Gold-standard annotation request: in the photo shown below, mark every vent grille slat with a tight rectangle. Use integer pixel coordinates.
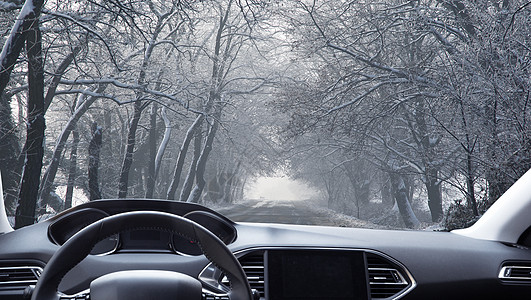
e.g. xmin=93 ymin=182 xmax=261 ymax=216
xmin=367 ymin=254 xmax=410 ymax=299
xmin=239 ymin=253 xmax=265 ymax=297
xmin=0 ymin=267 xmax=42 ymax=285
xmin=499 ymin=265 xmax=531 ymax=281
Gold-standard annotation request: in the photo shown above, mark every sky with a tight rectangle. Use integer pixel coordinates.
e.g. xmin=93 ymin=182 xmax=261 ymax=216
xmin=244 ymin=176 xmax=319 ymax=201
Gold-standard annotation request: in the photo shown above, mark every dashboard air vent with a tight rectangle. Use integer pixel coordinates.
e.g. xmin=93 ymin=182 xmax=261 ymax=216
xmin=367 ymin=254 xmax=410 ymax=299
xmin=239 ymin=253 xmax=265 ymax=298
xmin=499 ymin=265 xmax=531 ymax=281
xmin=0 ymin=266 xmax=42 ymax=285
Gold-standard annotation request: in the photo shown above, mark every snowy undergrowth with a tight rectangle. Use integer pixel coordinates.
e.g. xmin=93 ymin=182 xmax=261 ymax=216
xmin=302 ymin=199 xmax=389 ymax=229
xmin=306 ymin=198 xmax=441 ymax=231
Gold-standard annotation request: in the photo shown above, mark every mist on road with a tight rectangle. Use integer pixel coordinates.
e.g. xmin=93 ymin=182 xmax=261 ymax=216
xmin=244 ymin=176 xmax=319 ymax=201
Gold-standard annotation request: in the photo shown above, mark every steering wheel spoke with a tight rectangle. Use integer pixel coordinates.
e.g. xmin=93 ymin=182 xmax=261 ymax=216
xmin=58 ymin=289 xmax=90 ymax=300
xmin=202 ymin=293 xmax=230 ymax=300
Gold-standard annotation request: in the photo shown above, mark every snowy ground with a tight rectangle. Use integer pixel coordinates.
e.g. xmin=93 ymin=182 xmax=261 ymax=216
xmin=210 ymin=197 xmax=442 ymax=230
xmin=212 ymin=198 xmax=387 ymax=229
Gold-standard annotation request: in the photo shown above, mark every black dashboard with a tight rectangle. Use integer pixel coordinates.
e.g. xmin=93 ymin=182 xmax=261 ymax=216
xmin=47 ymin=205 xmax=237 ymax=256
xmin=1 ymin=199 xmax=531 ymax=300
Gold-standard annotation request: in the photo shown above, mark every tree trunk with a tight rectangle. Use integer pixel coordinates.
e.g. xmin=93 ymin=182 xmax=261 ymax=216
xmin=389 ymin=172 xmax=420 ymax=229
xmin=166 ymin=115 xmax=202 ymax=199
xmin=380 ymin=173 xmax=393 ymax=206
xmin=484 ymin=95 xmax=505 ymax=203
xmin=425 ymin=168 xmax=443 ymax=222
xmin=0 ymin=0 xmax=45 ymax=98
xmin=154 ymin=108 xmax=172 ymax=186
xmin=144 ymin=48 xmax=174 ymax=198
xmin=465 ymin=150 xmax=478 ymax=216
xmin=116 ymin=11 xmax=167 ymax=199
xmin=323 ymin=173 xmax=336 ymax=209
xmin=64 ymin=128 xmax=79 ymax=210
xmin=43 ymin=45 xmax=82 ymax=113
xmin=485 ymin=94 xmax=511 ymax=204
xmin=15 ymin=20 xmax=45 ymax=229
xmin=145 ymin=103 xmax=158 ymax=198
xmin=222 ymin=161 xmax=241 ymax=203
xmin=146 ymin=105 xmax=172 ymax=199
xmin=181 ymin=2 xmax=233 ymax=203
xmin=0 ymin=94 xmax=22 ymax=215
xmin=0 ymin=0 xmax=45 ymax=218
xmin=88 ymin=122 xmax=103 ymax=201
xmin=234 ymin=177 xmax=247 ymax=202
xmin=39 ymin=86 xmax=106 ymax=204
xmin=118 ymin=101 xmax=144 ymax=198
xmin=458 ymin=95 xmax=479 ymax=216
xmin=413 ymin=99 xmax=443 ymax=222
xmin=187 ymin=108 xmax=221 ymax=203
xmin=180 ymin=128 xmax=202 ymax=202
xmin=344 ymin=162 xmax=370 ymax=206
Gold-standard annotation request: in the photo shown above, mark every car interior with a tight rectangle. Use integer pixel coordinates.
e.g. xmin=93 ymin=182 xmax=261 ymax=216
xmin=1 ymin=0 xmax=530 ymax=299
xmin=1 ymin=170 xmax=531 ymax=300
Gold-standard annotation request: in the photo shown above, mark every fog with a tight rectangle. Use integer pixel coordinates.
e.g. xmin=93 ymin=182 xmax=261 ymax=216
xmin=244 ymin=177 xmax=319 ymax=201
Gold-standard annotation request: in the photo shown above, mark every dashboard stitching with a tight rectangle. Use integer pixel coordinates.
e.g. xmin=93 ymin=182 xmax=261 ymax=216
xmin=191 ymin=225 xmax=235 ymax=292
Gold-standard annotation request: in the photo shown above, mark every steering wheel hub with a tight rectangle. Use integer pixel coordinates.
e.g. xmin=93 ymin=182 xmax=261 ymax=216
xmin=90 ymin=270 xmax=201 ymax=300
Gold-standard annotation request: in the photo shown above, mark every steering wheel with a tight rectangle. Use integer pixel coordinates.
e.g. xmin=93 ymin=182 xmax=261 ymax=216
xmin=31 ymin=211 xmax=252 ymax=300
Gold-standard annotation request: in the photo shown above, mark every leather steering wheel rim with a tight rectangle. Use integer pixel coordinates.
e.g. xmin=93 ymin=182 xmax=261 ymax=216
xmin=31 ymin=211 xmax=252 ymax=300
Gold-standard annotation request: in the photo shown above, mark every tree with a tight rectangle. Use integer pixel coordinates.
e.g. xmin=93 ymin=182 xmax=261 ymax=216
xmin=64 ymin=128 xmax=79 ymax=209
xmin=145 ymin=106 xmax=172 ymax=198
xmin=39 ymin=86 xmax=107 ymax=205
xmin=0 ymin=93 xmax=22 ymax=214
xmin=15 ymin=6 xmax=45 ymax=228
xmin=168 ymin=0 xmax=275 ymax=203
xmin=274 ymin=0 xmax=531 ymax=227
xmin=117 ymin=1 xmax=180 ymax=198
xmin=88 ymin=122 xmax=102 ymax=200
xmin=167 ymin=115 xmax=202 ymax=200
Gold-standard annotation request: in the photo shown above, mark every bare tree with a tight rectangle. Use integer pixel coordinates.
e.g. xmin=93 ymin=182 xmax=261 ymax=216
xmin=15 ymin=8 xmax=45 ymax=228
xmin=88 ymin=122 xmax=103 ymax=200
xmin=167 ymin=115 xmax=202 ymax=199
xmin=117 ymin=2 xmax=179 ymax=198
xmin=64 ymin=128 xmax=79 ymax=209
xmin=275 ymin=0 xmax=531 ymax=227
xmin=168 ymin=0 xmax=274 ymax=202
xmin=39 ymin=86 xmax=107 ymax=205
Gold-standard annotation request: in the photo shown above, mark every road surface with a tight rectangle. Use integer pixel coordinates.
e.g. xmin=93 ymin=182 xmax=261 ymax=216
xmin=216 ymin=199 xmax=345 ymax=226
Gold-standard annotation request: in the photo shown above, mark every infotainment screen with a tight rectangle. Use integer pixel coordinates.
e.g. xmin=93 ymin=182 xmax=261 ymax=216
xmin=268 ymin=250 xmax=369 ymax=300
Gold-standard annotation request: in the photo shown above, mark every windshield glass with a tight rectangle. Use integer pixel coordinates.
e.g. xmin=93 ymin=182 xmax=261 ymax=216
xmin=1 ymin=0 xmax=529 ymax=231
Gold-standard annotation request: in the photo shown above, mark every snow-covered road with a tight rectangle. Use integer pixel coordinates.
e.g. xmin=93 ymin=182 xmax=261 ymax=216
xmin=216 ymin=199 xmax=381 ymax=228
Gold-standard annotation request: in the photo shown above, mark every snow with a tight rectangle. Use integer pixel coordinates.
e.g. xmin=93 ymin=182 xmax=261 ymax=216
xmin=54 ymin=185 xmax=89 ymax=207
xmin=0 ymin=171 xmax=14 ymax=233
xmin=0 ymin=0 xmax=35 ymax=65
xmin=0 ymin=1 xmax=20 ymax=11
xmin=304 ymin=201 xmax=386 ymax=229
xmin=397 ymin=178 xmax=406 ymax=190
xmin=19 ymin=1 xmax=35 ymax=19
xmin=154 ymin=107 xmax=172 ymax=175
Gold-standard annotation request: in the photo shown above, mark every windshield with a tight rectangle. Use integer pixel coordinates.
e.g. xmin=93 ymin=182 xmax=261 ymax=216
xmin=1 ymin=0 xmax=529 ymax=231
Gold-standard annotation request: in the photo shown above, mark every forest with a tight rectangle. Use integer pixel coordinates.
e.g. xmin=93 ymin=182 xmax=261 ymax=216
xmin=0 ymin=0 xmax=530 ymax=230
